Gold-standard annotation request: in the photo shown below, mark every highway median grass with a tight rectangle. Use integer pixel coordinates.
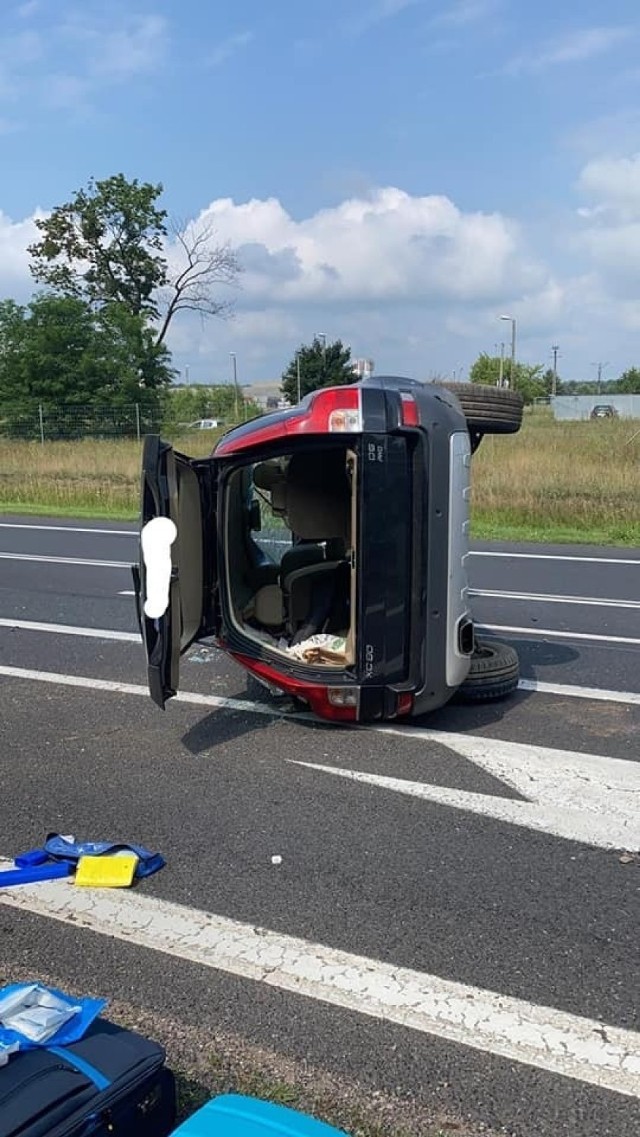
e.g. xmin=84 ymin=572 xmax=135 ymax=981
xmin=0 ymin=412 xmax=639 ymax=545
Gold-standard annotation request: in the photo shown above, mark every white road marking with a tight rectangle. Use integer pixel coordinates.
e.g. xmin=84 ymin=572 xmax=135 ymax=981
xmin=0 ymin=552 xmax=130 ymax=568
xmin=518 ymin=677 xmax=640 ymax=705
xmin=118 ymin=590 xmax=136 ymax=597
xmin=0 ymin=665 xmax=277 ymax=715
xmin=2 ymin=612 xmax=639 ymax=664
xmin=0 ymin=523 xmax=134 ymax=535
xmin=1 ymin=666 xmax=639 ymax=849
xmin=0 ymin=619 xmax=141 ymax=642
xmin=1 ymin=865 xmax=639 ymax=1097
xmin=0 ymin=642 xmax=639 ymax=708
xmin=468 ymin=550 xmax=640 ymax=565
xmin=1 ymin=526 xmax=636 ymax=560
xmin=471 ymin=588 xmax=640 ymax=610
xmin=477 ymin=622 xmax=640 ymax=646
xmin=293 ymin=727 xmax=640 ymax=850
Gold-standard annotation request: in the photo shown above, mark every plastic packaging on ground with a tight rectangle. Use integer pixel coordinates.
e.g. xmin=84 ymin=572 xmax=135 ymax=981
xmin=0 ymin=983 xmax=106 ymax=1059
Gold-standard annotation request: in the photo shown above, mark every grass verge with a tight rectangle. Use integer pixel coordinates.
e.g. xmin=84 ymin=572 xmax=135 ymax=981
xmin=1 ymin=414 xmax=638 ymax=546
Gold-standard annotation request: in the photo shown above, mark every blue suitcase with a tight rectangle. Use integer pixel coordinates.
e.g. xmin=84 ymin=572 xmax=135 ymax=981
xmin=172 ymin=1094 xmax=348 ymax=1136
xmin=0 ymin=1017 xmax=176 ymax=1137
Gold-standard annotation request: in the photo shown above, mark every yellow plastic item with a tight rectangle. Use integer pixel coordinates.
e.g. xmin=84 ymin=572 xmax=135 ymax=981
xmin=74 ymin=853 xmax=139 ymax=888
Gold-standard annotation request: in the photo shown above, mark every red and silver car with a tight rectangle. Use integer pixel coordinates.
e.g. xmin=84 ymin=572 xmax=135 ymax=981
xmin=134 ymin=377 xmax=522 ymax=723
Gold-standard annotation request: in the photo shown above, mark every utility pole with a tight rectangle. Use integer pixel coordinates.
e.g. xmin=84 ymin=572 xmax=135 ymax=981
xmin=551 ymin=344 xmax=559 ymax=397
xmin=591 ymin=361 xmax=609 ymax=394
xmin=296 ymin=352 xmax=301 ymax=404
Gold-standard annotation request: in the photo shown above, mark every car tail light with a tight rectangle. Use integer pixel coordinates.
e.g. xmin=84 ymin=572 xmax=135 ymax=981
xmin=327 ymin=686 xmax=359 ymax=707
xmin=399 ymin=392 xmax=419 ymax=426
xmin=231 ymin=654 xmax=359 ymax=722
xmin=215 ymin=387 xmax=362 ymax=455
xmin=396 ymin=692 xmax=414 ymax=716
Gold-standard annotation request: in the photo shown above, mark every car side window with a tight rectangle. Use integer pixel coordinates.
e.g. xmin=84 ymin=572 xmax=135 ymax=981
xmin=249 ymin=469 xmax=293 ymax=565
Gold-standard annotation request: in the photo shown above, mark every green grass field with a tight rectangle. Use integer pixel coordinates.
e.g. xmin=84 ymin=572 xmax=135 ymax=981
xmin=0 ymin=412 xmax=638 ymax=545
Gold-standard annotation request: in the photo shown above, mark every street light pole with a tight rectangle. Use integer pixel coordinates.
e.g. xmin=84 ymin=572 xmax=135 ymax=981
xmin=296 ymin=352 xmax=301 ymax=404
xmin=500 ymin=315 xmax=516 ymax=388
xmin=230 ymin=352 xmax=239 ymax=420
xmin=498 ymin=342 xmax=505 ymax=387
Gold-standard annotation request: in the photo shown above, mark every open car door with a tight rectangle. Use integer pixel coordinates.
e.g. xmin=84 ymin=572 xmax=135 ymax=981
xmin=133 ymin=435 xmax=220 ymax=708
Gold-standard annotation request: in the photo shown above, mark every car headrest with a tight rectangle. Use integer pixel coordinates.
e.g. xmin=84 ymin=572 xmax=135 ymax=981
xmin=253 ymin=459 xmax=288 ymax=491
xmin=247 ymin=584 xmax=285 ymax=628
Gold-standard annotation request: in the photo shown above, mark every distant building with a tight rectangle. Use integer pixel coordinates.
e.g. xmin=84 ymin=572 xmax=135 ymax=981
xmin=351 ymin=358 xmax=375 ymax=378
xmin=243 ymin=381 xmax=283 ymax=409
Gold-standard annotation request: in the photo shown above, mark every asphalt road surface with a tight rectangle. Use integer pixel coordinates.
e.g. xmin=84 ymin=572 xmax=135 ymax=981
xmin=1 ymin=516 xmax=639 ymax=1137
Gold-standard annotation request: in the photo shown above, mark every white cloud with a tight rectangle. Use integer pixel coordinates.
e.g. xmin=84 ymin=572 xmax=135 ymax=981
xmin=3 ymin=178 xmax=639 ymax=382
xmin=343 ymin=0 xmax=422 ymax=37
xmin=207 ymin=31 xmax=254 ymax=69
xmin=189 ymin=187 xmax=542 ymax=304
xmin=578 ymin=153 xmax=640 ymax=220
xmin=0 ymin=11 xmax=169 ymax=118
xmin=573 ymin=152 xmax=640 ymax=305
xmin=506 ymin=26 xmax=631 ymax=75
xmin=17 ymin=0 xmax=40 ymax=17
xmin=61 ymin=13 xmax=168 ymax=81
xmin=431 ymin=0 xmax=500 ymax=29
xmin=0 ymin=209 xmax=42 ymax=294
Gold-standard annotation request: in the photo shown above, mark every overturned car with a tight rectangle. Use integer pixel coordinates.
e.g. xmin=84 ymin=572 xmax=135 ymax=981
xmin=134 ymin=377 xmax=523 ymax=723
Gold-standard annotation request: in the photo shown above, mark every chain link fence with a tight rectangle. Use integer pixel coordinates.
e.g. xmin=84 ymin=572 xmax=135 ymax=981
xmin=0 ymin=403 xmax=164 ymax=442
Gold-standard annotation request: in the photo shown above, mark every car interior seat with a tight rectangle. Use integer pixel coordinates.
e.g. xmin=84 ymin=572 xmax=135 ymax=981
xmin=280 ymin=451 xmax=352 ymax=644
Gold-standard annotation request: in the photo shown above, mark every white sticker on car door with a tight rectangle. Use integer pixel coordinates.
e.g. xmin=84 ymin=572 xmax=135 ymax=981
xmin=141 ymin=517 xmax=178 ymax=618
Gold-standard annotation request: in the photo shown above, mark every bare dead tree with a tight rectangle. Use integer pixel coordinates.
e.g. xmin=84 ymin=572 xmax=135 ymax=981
xmin=155 ymin=218 xmax=241 ymax=347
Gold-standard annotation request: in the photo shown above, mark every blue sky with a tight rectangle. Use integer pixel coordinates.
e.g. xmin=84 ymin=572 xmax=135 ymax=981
xmin=2 ymin=0 xmax=640 ymax=385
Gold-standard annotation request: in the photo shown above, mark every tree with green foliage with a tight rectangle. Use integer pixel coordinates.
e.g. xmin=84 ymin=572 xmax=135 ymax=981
xmin=281 ymin=337 xmax=353 ymax=404
xmin=468 ymin=352 xmax=548 ymax=404
xmin=0 ymin=294 xmax=171 ymax=421
xmin=615 ymin=367 xmax=640 ymax=393
xmin=469 ymin=352 xmax=503 ymax=386
xmin=161 ymin=384 xmax=261 ymax=427
xmin=28 ymin=173 xmax=240 ymax=353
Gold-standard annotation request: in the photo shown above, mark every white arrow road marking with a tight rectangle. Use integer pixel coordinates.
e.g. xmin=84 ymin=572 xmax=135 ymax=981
xmin=0 ymin=663 xmax=639 ymax=847
xmin=2 ymin=662 xmax=636 ymax=850
xmin=1 ymin=863 xmax=639 ymax=1098
xmin=292 ymin=726 xmax=640 ymax=851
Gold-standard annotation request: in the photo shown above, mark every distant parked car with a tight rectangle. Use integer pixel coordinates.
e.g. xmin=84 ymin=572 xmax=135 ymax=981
xmin=590 ymin=404 xmax=618 ymax=419
xmin=187 ymin=418 xmax=220 ymax=430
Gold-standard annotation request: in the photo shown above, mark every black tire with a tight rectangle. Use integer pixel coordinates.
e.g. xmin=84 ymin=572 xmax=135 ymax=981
xmin=438 ymin=383 xmax=523 ymax=435
xmin=457 ymin=638 xmax=520 ymax=702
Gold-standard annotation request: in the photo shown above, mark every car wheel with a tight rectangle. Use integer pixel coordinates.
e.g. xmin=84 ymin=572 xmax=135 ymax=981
xmin=438 ymin=383 xmax=524 ymax=435
xmin=456 ymin=638 xmax=520 ymax=702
